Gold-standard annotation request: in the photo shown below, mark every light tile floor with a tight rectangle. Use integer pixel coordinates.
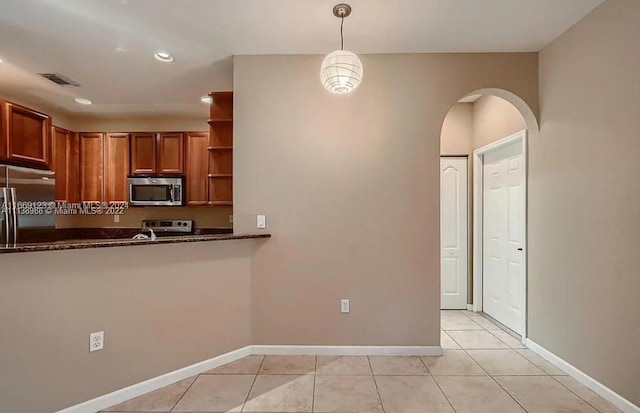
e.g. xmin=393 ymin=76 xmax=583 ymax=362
xmin=102 ymin=310 xmax=622 ymax=413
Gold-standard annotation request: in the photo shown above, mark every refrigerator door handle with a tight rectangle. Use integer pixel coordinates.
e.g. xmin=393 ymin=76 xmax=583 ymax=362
xmin=10 ymin=188 xmax=18 ymax=244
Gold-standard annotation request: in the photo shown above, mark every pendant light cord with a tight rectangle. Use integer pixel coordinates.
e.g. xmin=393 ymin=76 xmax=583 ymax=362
xmin=340 ymin=16 xmax=344 ymax=50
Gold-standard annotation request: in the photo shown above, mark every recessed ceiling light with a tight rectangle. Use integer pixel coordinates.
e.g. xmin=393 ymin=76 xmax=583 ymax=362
xmin=200 ymin=95 xmax=213 ymax=104
xmin=154 ymin=50 xmax=174 ymax=63
xmin=75 ymin=97 xmax=92 ymax=105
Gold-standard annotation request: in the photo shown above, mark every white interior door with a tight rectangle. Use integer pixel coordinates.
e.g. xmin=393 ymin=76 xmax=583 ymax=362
xmin=482 ymin=141 xmax=525 ymax=334
xmin=441 ymin=157 xmax=468 ymax=310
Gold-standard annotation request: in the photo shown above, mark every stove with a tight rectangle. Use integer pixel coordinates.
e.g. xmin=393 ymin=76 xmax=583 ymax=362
xmin=141 ymin=220 xmax=193 ymax=235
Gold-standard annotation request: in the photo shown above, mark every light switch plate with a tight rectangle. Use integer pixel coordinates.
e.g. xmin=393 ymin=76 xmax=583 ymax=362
xmin=341 ymin=299 xmax=350 ymax=313
xmin=257 ymin=215 xmax=266 ymax=229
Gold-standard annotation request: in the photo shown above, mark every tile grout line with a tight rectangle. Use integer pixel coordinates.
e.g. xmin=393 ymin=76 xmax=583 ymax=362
xmin=461 ymin=348 xmax=532 ymax=413
xmin=367 ymin=356 xmax=387 ymax=413
xmin=167 ymin=374 xmax=199 ymax=413
xmin=443 ymin=315 xmax=517 ymax=350
xmin=239 ymin=355 xmax=266 ymax=412
xmin=442 ymin=328 xmax=465 ymax=350
xmin=419 ymin=355 xmax=458 ymax=413
xmin=548 ymin=375 xmax=612 ymax=413
xmin=454 ymin=315 xmax=533 ymax=413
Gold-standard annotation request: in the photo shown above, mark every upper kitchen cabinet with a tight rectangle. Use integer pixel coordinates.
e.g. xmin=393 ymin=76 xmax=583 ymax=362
xmin=104 ymin=133 xmax=130 ymax=203
xmin=79 ymin=133 xmax=104 ymax=203
xmin=130 ymin=132 xmax=184 ymax=175
xmin=157 ymin=132 xmax=184 ymax=174
xmin=1 ymin=100 xmax=51 ymax=168
xmin=130 ymin=132 xmax=156 ymax=174
xmin=51 ymin=126 xmax=79 ymax=203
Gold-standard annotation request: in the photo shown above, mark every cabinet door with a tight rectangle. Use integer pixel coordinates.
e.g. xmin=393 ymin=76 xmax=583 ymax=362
xmin=51 ymin=126 xmax=71 ymax=202
xmin=104 ymin=133 xmax=130 ymax=203
xmin=67 ymin=132 xmax=80 ymax=203
xmin=157 ymin=132 xmax=184 ymax=174
xmin=79 ymin=133 xmax=104 ymax=203
xmin=4 ymin=101 xmax=51 ymax=168
xmin=130 ymin=132 xmax=157 ymax=174
xmin=184 ymin=131 xmax=209 ymax=205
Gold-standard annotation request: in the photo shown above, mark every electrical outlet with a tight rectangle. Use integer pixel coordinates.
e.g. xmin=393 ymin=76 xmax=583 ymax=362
xmin=89 ymin=331 xmax=104 ymax=352
xmin=257 ymin=214 xmax=266 ymax=229
xmin=229 ymin=214 xmax=233 ymax=224
xmin=341 ymin=299 xmax=350 ymax=313
xmin=114 ymin=214 xmax=120 ymax=223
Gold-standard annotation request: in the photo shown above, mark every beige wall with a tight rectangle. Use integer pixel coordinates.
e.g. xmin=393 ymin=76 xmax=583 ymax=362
xmin=234 ymin=53 xmax=538 ymax=345
xmin=441 ymin=96 xmax=526 ymax=156
xmin=440 ymin=103 xmax=473 ymax=155
xmin=531 ymin=0 xmax=640 ymax=405
xmin=0 ymin=240 xmax=261 ymax=413
xmin=56 ymin=206 xmax=233 ymax=229
xmin=473 ymin=95 xmax=526 ymax=149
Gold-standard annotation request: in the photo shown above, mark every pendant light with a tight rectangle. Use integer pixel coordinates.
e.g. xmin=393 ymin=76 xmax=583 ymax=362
xmin=320 ymin=3 xmax=363 ymax=94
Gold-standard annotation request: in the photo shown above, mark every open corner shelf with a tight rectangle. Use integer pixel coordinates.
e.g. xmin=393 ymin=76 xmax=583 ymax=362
xmin=208 ymin=91 xmax=234 ymax=206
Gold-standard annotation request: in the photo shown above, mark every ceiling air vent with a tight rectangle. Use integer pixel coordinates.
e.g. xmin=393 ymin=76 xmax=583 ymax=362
xmin=38 ymin=73 xmax=81 ymax=87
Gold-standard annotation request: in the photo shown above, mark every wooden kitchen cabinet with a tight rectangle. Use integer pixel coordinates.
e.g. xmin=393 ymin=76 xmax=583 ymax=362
xmin=130 ymin=132 xmax=184 ymax=175
xmin=130 ymin=132 xmax=156 ymax=174
xmin=184 ymin=131 xmax=209 ymax=205
xmin=157 ymin=132 xmax=184 ymax=174
xmin=104 ymin=133 xmax=130 ymax=203
xmin=51 ymin=126 xmax=79 ymax=202
xmin=79 ymin=133 xmax=104 ymax=203
xmin=2 ymin=101 xmax=51 ymax=168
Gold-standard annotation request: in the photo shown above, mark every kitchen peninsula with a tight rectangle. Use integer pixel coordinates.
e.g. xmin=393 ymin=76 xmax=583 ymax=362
xmin=0 ymin=232 xmax=270 ymax=254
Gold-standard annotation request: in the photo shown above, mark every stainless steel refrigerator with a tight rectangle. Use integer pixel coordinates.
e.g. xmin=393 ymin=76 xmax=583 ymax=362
xmin=1 ymin=165 xmax=55 ymax=246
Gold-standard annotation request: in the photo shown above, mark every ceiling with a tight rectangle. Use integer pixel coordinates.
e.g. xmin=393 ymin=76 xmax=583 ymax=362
xmin=0 ymin=0 xmax=604 ymax=119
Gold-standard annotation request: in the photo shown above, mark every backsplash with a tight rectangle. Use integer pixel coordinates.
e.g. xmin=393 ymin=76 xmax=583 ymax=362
xmin=55 ymin=206 xmax=233 ymax=229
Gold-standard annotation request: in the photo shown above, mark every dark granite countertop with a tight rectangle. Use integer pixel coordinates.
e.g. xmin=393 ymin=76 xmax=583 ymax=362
xmin=0 ymin=233 xmax=271 ymax=254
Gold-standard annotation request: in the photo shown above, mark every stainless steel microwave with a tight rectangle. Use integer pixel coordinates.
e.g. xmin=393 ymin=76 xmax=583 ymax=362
xmin=127 ymin=176 xmax=183 ymax=206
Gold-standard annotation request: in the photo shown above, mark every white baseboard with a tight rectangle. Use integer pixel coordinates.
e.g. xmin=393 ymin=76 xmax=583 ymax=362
xmin=525 ymin=339 xmax=639 ymax=413
xmin=467 ymin=304 xmax=473 ymax=311
xmin=55 ymin=346 xmax=252 ymax=413
xmin=251 ymin=345 xmax=443 ymax=356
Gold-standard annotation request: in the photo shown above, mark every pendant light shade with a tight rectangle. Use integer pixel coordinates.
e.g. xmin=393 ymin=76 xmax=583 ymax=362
xmin=320 ymin=50 xmax=363 ymax=94
xmin=321 ymin=4 xmax=362 ymax=94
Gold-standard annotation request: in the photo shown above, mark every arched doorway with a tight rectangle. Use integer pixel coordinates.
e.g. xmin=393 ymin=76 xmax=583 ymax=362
xmin=439 ymin=89 xmax=539 ymax=342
